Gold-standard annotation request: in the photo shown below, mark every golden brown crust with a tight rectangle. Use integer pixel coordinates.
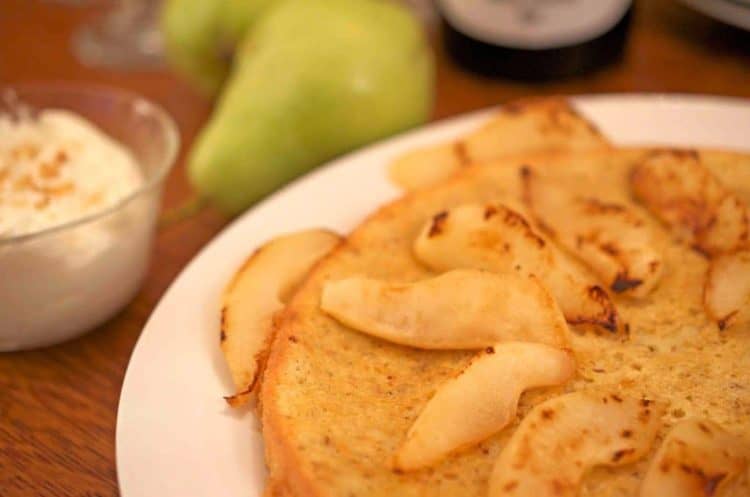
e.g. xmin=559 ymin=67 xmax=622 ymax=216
xmin=262 ymin=246 xmax=350 ymax=497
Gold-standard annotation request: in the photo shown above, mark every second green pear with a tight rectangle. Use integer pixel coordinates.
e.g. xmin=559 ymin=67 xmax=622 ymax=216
xmin=161 ymin=0 xmax=276 ymax=95
xmin=188 ymin=0 xmax=434 ymax=214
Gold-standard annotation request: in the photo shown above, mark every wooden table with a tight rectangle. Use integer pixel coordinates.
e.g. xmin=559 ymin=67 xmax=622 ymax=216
xmin=1 ymin=1 xmax=749 ymax=495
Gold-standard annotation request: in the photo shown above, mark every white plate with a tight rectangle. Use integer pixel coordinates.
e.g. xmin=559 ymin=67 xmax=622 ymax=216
xmin=679 ymin=0 xmax=750 ymax=31
xmin=116 ymin=94 xmax=750 ymax=497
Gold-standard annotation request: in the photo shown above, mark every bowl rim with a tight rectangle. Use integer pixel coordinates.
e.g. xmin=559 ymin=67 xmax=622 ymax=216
xmin=0 ymin=82 xmax=181 ymax=246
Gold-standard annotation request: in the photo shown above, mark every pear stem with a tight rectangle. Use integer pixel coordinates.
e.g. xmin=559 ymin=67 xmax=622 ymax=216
xmin=158 ymin=195 xmax=210 ymax=229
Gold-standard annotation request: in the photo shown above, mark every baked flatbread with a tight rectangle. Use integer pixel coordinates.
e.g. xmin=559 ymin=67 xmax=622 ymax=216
xmin=261 ymin=148 xmax=750 ymax=497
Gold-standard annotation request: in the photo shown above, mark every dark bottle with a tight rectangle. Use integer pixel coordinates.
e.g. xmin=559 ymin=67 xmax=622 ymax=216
xmin=437 ymin=0 xmax=633 ymax=80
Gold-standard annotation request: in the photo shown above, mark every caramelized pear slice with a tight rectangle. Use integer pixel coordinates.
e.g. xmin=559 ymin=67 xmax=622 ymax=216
xmin=389 ymin=143 xmax=463 ymax=191
xmin=630 ymin=150 xmax=750 ymax=255
xmin=321 ymin=269 xmax=570 ymax=350
xmin=522 ymin=166 xmax=663 ymax=297
xmin=489 ymin=391 xmax=663 ymax=497
xmin=640 ymin=419 xmax=749 ymax=497
xmin=389 ymin=98 xmax=608 ymax=191
xmin=221 ymin=229 xmax=340 ymax=406
xmin=394 ymin=342 xmax=575 ymax=471
xmin=414 ymin=203 xmax=620 ymax=333
xmin=704 ymin=250 xmax=750 ymax=330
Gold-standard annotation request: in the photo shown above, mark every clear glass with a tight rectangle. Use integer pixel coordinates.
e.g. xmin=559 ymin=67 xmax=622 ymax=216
xmin=73 ymin=0 xmax=164 ymax=70
xmin=0 ymin=84 xmax=179 ymax=351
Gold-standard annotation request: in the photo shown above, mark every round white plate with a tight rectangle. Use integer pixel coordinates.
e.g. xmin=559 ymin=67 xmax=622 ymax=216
xmin=679 ymin=0 xmax=750 ymax=31
xmin=116 ymin=94 xmax=750 ymax=497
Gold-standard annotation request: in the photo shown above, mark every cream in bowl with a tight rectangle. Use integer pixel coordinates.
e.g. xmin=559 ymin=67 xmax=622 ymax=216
xmin=0 ymin=109 xmax=143 ymax=237
xmin=0 ymin=85 xmax=179 ymax=351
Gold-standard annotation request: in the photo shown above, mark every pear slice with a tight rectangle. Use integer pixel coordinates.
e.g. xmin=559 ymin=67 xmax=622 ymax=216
xmin=704 ymin=250 xmax=750 ymax=330
xmin=321 ymin=269 xmax=570 ymax=350
xmin=388 ymin=98 xmax=609 ymax=191
xmin=393 ymin=342 xmax=575 ymax=471
xmin=630 ymin=150 xmax=750 ymax=256
xmin=389 ymin=143 xmax=464 ymax=191
xmin=413 ymin=203 xmax=621 ymax=333
xmin=522 ymin=166 xmax=663 ymax=298
xmin=489 ymin=391 xmax=664 ymax=497
xmin=221 ymin=229 xmax=340 ymax=406
xmin=640 ymin=419 xmax=749 ymax=497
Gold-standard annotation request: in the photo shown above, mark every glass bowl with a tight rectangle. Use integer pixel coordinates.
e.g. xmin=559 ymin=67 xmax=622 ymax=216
xmin=0 ymin=84 xmax=179 ymax=351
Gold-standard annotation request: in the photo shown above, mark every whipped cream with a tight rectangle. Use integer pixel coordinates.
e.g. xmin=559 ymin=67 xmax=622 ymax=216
xmin=0 ymin=109 xmax=143 ymax=238
xmin=0 ymin=108 xmax=157 ymax=350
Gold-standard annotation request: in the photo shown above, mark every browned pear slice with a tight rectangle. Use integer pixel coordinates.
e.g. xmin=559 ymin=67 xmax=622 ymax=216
xmin=221 ymin=229 xmax=340 ymax=406
xmin=704 ymin=250 xmax=750 ymax=330
xmin=320 ymin=269 xmax=570 ymax=350
xmin=522 ymin=166 xmax=663 ymax=297
xmin=389 ymin=98 xmax=609 ymax=191
xmin=413 ymin=203 xmax=621 ymax=333
xmin=393 ymin=342 xmax=575 ymax=471
xmin=489 ymin=391 xmax=664 ymax=497
xmin=630 ymin=150 xmax=750 ymax=256
xmin=388 ymin=143 xmax=464 ymax=191
xmin=640 ymin=419 xmax=749 ymax=497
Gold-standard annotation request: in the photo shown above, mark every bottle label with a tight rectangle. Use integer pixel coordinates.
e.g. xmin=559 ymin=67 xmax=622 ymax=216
xmin=438 ymin=0 xmax=632 ymax=49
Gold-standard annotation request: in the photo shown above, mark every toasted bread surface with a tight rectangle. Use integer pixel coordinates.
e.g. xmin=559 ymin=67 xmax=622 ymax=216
xmin=262 ymin=148 xmax=750 ymax=497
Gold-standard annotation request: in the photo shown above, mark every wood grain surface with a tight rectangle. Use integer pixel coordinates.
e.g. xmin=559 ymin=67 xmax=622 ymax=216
xmin=1 ymin=1 xmax=749 ymax=495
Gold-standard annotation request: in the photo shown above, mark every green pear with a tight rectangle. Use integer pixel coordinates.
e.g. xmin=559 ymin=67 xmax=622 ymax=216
xmin=161 ymin=0 xmax=276 ymax=95
xmin=188 ymin=0 xmax=434 ymax=214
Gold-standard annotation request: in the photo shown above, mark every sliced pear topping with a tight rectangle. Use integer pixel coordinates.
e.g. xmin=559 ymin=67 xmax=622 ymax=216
xmin=630 ymin=150 xmax=750 ymax=256
xmin=522 ymin=166 xmax=663 ymax=298
xmin=221 ymin=229 xmax=340 ymax=406
xmin=489 ymin=391 xmax=664 ymax=497
xmin=393 ymin=342 xmax=575 ymax=471
xmin=389 ymin=143 xmax=464 ymax=191
xmin=640 ymin=419 xmax=749 ymax=497
xmin=388 ymin=98 xmax=608 ymax=191
xmin=704 ymin=250 xmax=750 ymax=330
xmin=413 ymin=204 xmax=620 ymax=333
xmin=320 ymin=269 xmax=570 ymax=350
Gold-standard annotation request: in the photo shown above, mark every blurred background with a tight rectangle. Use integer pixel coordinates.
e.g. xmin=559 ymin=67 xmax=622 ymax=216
xmin=1 ymin=0 xmax=749 ymax=494
xmin=2 ymin=0 xmax=747 ymax=298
